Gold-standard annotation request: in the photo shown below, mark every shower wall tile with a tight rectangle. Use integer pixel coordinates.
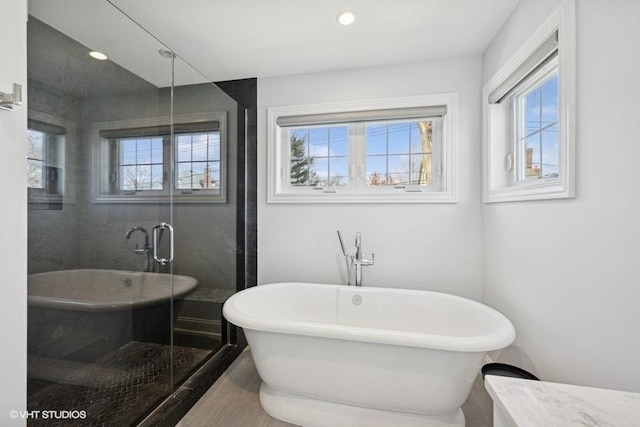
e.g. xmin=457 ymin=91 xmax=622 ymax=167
xmin=26 ymin=19 xmax=256 ymax=297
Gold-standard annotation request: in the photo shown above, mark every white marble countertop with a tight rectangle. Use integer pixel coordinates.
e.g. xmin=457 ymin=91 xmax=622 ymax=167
xmin=485 ymin=375 xmax=640 ymax=426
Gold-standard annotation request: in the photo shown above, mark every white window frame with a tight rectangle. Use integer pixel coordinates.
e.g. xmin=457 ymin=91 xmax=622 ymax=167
xmin=93 ymin=112 xmax=227 ymax=204
xmin=483 ymin=0 xmax=575 ymax=203
xmin=267 ymin=94 xmax=458 ymax=204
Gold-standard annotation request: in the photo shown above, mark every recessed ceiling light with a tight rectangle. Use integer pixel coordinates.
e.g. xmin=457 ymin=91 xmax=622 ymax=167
xmin=336 ymin=10 xmax=355 ymax=26
xmin=89 ymin=51 xmax=108 ymax=61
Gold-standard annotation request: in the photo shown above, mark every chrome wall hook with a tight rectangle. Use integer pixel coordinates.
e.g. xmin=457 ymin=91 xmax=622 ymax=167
xmin=0 ymin=83 xmax=22 ymax=111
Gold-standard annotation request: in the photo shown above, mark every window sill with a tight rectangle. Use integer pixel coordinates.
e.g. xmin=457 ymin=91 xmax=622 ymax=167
xmin=94 ymin=191 xmax=226 ymax=204
xmin=484 ymin=180 xmax=573 ymax=203
xmin=267 ymin=190 xmax=457 ymax=204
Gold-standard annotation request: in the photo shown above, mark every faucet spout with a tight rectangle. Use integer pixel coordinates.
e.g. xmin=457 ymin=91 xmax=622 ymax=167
xmin=126 ymin=226 xmax=153 ymax=272
xmin=355 ymin=232 xmax=362 ymax=260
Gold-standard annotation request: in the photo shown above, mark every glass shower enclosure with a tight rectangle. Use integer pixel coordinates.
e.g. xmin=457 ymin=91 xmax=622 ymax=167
xmin=26 ymin=1 xmax=246 ymax=424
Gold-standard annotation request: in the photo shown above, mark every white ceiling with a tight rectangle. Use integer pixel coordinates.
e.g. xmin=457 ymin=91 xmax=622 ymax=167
xmin=29 ymin=0 xmax=519 ymax=85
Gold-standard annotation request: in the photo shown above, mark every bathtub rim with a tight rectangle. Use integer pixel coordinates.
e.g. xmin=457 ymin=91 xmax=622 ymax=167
xmin=223 ymin=282 xmax=515 ymax=353
xmin=28 ymin=269 xmax=198 ymax=312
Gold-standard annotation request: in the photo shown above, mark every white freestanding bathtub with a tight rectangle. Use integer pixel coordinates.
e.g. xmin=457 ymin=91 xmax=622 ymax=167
xmin=223 ymin=282 xmax=515 ymax=427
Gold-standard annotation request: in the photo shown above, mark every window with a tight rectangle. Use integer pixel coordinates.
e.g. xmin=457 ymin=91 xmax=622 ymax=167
xmin=483 ymin=0 xmax=575 ymax=202
xmin=268 ymin=94 xmax=457 ymax=203
xmin=95 ymin=113 xmax=226 ymax=203
xmin=27 ymin=118 xmax=66 ymax=204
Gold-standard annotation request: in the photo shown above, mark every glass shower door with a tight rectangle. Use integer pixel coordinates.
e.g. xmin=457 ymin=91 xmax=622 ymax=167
xmin=26 ymin=1 xmax=243 ymax=424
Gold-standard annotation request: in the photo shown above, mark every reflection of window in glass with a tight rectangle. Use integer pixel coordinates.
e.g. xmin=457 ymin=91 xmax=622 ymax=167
xmin=176 ymin=132 xmax=221 ymax=190
xmin=119 ymin=137 xmax=164 ymax=191
xmin=27 ymin=120 xmax=65 ymax=199
xmin=27 ymin=129 xmax=46 ymax=189
xmin=97 ymin=115 xmax=226 ymax=203
xmin=515 ymin=70 xmax=559 ymax=182
xmin=288 ymin=126 xmax=348 ymax=187
xmin=366 ymin=120 xmax=433 ymax=187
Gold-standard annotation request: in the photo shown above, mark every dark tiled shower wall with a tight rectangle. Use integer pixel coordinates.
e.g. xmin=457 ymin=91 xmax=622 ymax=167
xmin=215 ymin=78 xmax=258 ymax=290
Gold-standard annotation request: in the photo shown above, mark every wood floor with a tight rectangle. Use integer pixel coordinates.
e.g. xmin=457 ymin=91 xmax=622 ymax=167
xmin=177 ymin=349 xmax=493 ymax=427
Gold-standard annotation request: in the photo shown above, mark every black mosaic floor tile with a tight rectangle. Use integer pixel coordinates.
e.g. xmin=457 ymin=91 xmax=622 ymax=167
xmin=27 ymin=342 xmax=210 ymax=427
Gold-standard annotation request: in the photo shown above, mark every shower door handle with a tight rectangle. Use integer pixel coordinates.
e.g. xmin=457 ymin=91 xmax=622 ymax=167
xmin=152 ymin=222 xmax=174 ymax=265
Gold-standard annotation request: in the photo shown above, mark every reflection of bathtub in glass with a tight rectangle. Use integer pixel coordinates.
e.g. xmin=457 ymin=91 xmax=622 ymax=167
xmin=28 ymin=269 xmax=197 ymax=311
xmin=28 ymin=269 xmax=198 ymax=361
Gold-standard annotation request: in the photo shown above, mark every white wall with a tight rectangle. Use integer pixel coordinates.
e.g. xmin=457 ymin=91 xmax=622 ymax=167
xmin=258 ymin=57 xmax=484 ymax=300
xmin=482 ymin=0 xmax=640 ymax=392
xmin=0 ymin=0 xmax=28 ymax=424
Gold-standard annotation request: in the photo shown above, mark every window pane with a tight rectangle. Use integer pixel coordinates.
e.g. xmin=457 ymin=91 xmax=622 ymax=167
xmin=388 ymin=154 xmax=410 ymax=185
xmin=136 ymin=139 xmax=152 ymax=164
xmin=135 ymin=165 xmax=152 ymax=190
xmin=27 ymin=130 xmax=46 ymax=189
xmin=524 ymin=87 xmax=541 ymax=136
xmin=541 ymin=74 xmax=559 ymax=126
xmin=367 ymin=156 xmax=387 ymax=185
xmin=330 ymin=127 xmax=348 ymax=156
xmin=185 ymin=162 xmax=219 ymax=189
xmin=290 ymin=129 xmax=309 ymax=157
xmin=411 ymin=153 xmax=432 ymax=186
xmin=151 ymin=138 xmax=163 ymax=164
xmin=524 ymin=134 xmax=541 ymax=178
xmin=366 ymin=124 xmax=386 ymax=155
xmin=309 ymin=127 xmax=329 ymax=157
xmin=410 ymin=123 xmax=422 ymax=154
xmin=329 ymin=156 xmax=348 ymax=186
xmin=27 ymin=159 xmax=44 ymax=188
xmin=208 ymin=134 xmax=221 ymax=161
xmin=177 ymin=162 xmax=193 ymax=189
xmin=290 ymin=157 xmax=311 ymax=186
xmin=388 ymin=122 xmax=410 ymax=154
xmin=311 ymin=157 xmax=328 ymax=185
xmin=177 ymin=135 xmax=192 ymax=162
xmin=121 ymin=139 xmax=137 ymax=165
xmin=27 ymin=130 xmax=44 ymax=160
xmin=192 ymin=134 xmax=208 ymax=161
xmin=121 ymin=165 xmax=137 ymax=190
xmin=151 ymin=164 xmax=163 ymax=190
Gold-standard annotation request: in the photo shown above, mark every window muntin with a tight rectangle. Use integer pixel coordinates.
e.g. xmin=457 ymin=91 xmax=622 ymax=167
xmin=514 ymin=66 xmax=559 ymax=183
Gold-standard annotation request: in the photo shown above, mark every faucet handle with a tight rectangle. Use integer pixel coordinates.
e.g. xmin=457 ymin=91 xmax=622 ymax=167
xmin=363 ymin=253 xmax=375 ymax=266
